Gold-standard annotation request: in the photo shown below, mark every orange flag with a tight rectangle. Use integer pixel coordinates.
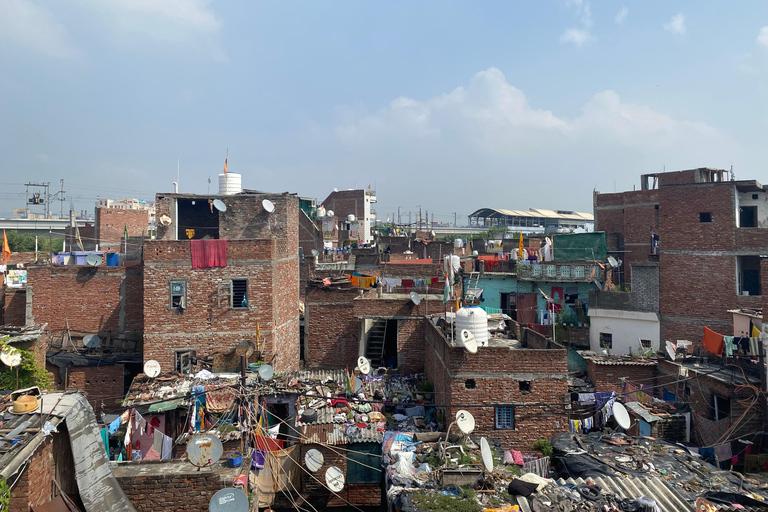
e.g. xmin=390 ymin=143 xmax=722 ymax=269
xmin=223 ymin=157 xmax=228 ymax=175
xmin=1 ymin=230 xmax=10 ymax=265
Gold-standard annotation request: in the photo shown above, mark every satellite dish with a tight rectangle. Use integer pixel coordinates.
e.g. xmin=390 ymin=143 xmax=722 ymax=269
xmin=187 ymin=434 xmax=224 ymax=467
xmin=209 ymin=488 xmax=248 ymax=512
xmin=311 ymin=249 xmax=319 ymax=257
xmin=409 ymin=292 xmax=421 ymax=306
xmin=325 ymin=466 xmax=345 ymax=492
xmin=665 ymin=341 xmax=677 ymax=361
xmin=213 ymin=199 xmax=227 ymax=212
xmin=460 ymin=329 xmax=478 ymax=354
xmin=305 ymin=449 xmax=324 ymax=472
xmin=326 ymin=210 xmax=335 ymax=218
xmin=354 ymin=377 xmax=363 ymax=393
xmin=594 ymin=280 xmax=604 ymax=291
xmin=262 ymin=199 xmax=275 ymax=213
xmin=480 ymin=437 xmax=494 ymax=474
xmin=86 ymin=253 xmax=102 ymax=266
xmin=613 ymin=402 xmax=631 ymax=430
xmin=159 ymin=215 xmax=172 ymax=226
xmin=357 ymin=356 xmax=371 ymax=375
xmin=144 ymin=359 xmax=161 ymax=378
xmin=83 ymin=334 xmax=101 ymax=349
xmin=257 ymin=364 xmax=274 ymax=381
xmin=455 ymin=410 xmax=476 ymax=434
xmin=0 ymin=347 xmax=22 ymax=368
xmin=607 ymin=256 xmax=619 ymax=268
xmin=347 ymin=214 xmax=356 ymax=222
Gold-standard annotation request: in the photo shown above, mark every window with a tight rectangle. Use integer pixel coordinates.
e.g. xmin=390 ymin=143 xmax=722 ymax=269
xmin=232 ymin=279 xmax=248 ymax=308
xmin=599 ymin=332 xmax=613 ymax=349
xmin=737 ymin=256 xmax=761 ymax=296
xmin=174 ymin=349 xmax=195 ymax=374
xmin=712 ymin=394 xmax=731 ymax=421
xmin=347 ymin=443 xmax=381 ymax=484
xmin=519 ymin=381 xmax=531 ymax=393
xmin=640 ymin=339 xmax=652 ymax=348
xmin=699 ymin=212 xmax=712 ymax=223
xmin=465 ymin=379 xmax=476 ymax=389
xmin=495 ymin=406 xmax=515 ymax=429
xmin=170 ymin=280 xmax=187 ymax=310
xmin=740 ymin=206 xmax=757 ymax=227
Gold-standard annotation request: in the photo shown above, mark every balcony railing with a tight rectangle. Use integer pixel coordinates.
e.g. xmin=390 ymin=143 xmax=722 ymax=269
xmin=516 ymin=262 xmax=603 ymax=282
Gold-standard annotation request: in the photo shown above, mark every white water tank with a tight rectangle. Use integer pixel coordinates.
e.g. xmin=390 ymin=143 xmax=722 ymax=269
xmin=454 ymin=238 xmax=464 ymax=248
xmin=218 ymin=173 xmax=242 ymax=195
xmin=455 ymin=306 xmax=489 ymax=347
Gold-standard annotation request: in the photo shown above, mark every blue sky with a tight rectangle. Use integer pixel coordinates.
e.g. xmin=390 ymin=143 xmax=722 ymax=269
xmin=2 ymin=1 xmax=768 ymax=224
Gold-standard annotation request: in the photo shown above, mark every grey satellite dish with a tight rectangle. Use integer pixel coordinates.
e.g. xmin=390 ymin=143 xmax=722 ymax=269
xmin=262 ymin=199 xmax=275 ymax=213
xmin=409 ymin=292 xmax=421 ymax=306
xmin=257 ymin=364 xmax=274 ymax=381
xmin=455 ymin=410 xmax=476 ymax=434
xmin=209 ymin=488 xmax=248 ymax=512
xmin=665 ymin=341 xmax=677 ymax=361
xmin=613 ymin=402 xmax=631 ymax=430
xmin=86 ymin=253 xmax=102 ymax=266
xmin=305 ymin=448 xmax=324 ymax=472
xmin=354 ymin=377 xmax=363 ymax=393
xmin=357 ymin=356 xmax=371 ymax=375
xmin=480 ymin=437 xmax=494 ymax=474
xmin=143 ymin=359 xmax=161 ymax=378
xmin=213 ymin=199 xmax=227 ymax=212
xmin=325 ymin=466 xmax=345 ymax=492
xmin=0 ymin=347 xmax=22 ymax=368
xmin=460 ymin=329 xmax=478 ymax=354
xmin=188 ymin=434 xmax=224 ymax=467
xmin=607 ymin=255 xmax=619 ymax=268
xmin=311 ymin=249 xmax=319 ymax=257
xmin=83 ymin=334 xmax=101 ymax=349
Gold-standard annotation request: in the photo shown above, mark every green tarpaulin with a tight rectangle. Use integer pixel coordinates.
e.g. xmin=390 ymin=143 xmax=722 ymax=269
xmin=148 ymin=398 xmax=184 ymax=412
xmin=552 ymin=232 xmax=607 ymax=262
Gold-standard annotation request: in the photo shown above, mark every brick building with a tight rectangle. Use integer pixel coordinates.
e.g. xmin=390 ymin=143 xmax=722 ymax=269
xmin=144 ymin=190 xmax=300 ymax=373
xmin=424 ymin=318 xmax=568 ymax=452
xmin=95 ymin=207 xmax=149 ymax=249
xmin=320 ymin=188 xmax=377 ymax=245
xmin=594 ymin=168 xmax=768 ymax=347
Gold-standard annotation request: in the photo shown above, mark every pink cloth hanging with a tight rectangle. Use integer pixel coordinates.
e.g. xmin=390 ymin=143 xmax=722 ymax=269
xmin=190 ymin=239 xmax=227 ymax=268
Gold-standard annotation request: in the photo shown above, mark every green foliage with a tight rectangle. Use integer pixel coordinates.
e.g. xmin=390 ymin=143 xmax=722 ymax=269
xmin=532 ymin=438 xmax=553 ymax=457
xmin=411 ymin=487 xmax=481 ymax=512
xmin=0 ymin=477 xmax=9 ymax=510
xmin=0 ymin=345 xmax=53 ymax=391
xmin=4 ymin=230 xmax=63 ymax=253
xmin=416 ymin=379 xmax=434 ymax=392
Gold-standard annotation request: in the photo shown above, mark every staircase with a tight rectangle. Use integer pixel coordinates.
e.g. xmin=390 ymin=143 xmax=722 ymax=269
xmin=366 ymin=319 xmax=388 ymax=367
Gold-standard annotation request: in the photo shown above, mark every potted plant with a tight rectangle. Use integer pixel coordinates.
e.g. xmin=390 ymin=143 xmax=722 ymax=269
xmin=416 ymin=380 xmax=434 ymax=402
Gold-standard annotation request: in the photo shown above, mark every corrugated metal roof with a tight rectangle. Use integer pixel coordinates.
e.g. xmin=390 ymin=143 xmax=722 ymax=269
xmin=301 ymin=422 xmax=384 ymax=445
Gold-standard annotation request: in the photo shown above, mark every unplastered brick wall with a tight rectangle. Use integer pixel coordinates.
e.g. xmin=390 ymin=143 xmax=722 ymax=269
xmin=48 ymin=363 xmax=125 ymax=413
xmin=381 ymin=262 xmax=443 ymax=280
xmin=425 ymin=322 xmax=568 ymax=452
xmin=299 ymin=444 xmax=380 ymax=508
xmin=8 ymin=437 xmax=54 ymax=512
xmin=1 ymin=287 xmax=25 ymax=326
xmin=116 ymin=468 xmax=228 ymax=512
xmin=143 ymin=238 xmax=299 ymax=372
xmin=26 ymin=265 xmax=144 ymax=335
xmin=584 ymin=359 xmax=657 ymax=397
xmin=96 ymin=207 xmax=149 ymax=248
xmin=304 ymin=288 xmax=362 ymax=369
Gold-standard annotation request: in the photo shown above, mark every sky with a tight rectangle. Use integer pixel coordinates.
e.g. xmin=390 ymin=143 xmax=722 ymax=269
xmin=2 ymin=1 xmax=768 ymax=225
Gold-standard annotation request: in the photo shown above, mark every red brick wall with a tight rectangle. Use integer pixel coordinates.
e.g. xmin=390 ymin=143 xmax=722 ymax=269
xmin=584 ymin=359 xmax=657 ymax=396
xmin=1 ymin=288 xmax=26 ymax=326
xmin=48 ymin=363 xmax=125 ymax=414
xmin=116 ymin=469 xmax=226 ymax=511
xmin=26 ymin=265 xmax=144 ymax=335
xmin=96 ymin=207 xmax=148 ymax=247
xmin=425 ymin=322 xmax=568 ymax=452
xmin=299 ymin=445 xmax=380 ymax=508
xmin=8 ymin=437 xmax=54 ymax=512
xmin=305 ymin=288 xmax=361 ymax=369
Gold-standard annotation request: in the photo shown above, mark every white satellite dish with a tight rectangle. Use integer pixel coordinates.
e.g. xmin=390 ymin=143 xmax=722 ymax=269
xmin=480 ymin=437 xmax=494 ymax=474
xmin=262 ymin=199 xmax=275 ymax=213
xmin=311 ymin=249 xmax=319 ymax=257
xmin=455 ymin=410 xmax=476 ymax=434
xmin=326 ymin=210 xmax=335 ymax=218
xmin=460 ymin=329 xmax=478 ymax=354
xmin=159 ymin=215 xmax=172 ymax=226
xmin=409 ymin=292 xmax=421 ymax=306
xmin=665 ymin=341 xmax=677 ymax=361
xmin=0 ymin=347 xmax=22 ymax=368
xmin=607 ymin=255 xmax=619 ymax=268
xmin=305 ymin=449 xmax=324 ymax=472
xmin=325 ymin=466 xmax=345 ymax=492
xmin=357 ymin=356 xmax=371 ymax=375
xmin=209 ymin=488 xmax=248 ymax=512
xmin=257 ymin=364 xmax=274 ymax=381
xmin=144 ymin=359 xmax=161 ymax=378
xmin=613 ymin=402 xmax=631 ymax=430
xmin=86 ymin=253 xmax=102 ymax=266
xmin=347 ymin=214 xmax=356 ymax=222
xmin=83 ymin=334 xmax=101 ymax=349
xmin=212 ymin=199 xmax=227 ymax=212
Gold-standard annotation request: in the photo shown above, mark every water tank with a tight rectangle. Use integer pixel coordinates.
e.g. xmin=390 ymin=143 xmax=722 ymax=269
xmin=455 ymin=306 xmax=489 ymax=347
xmin=218 ymin=173 xmax=242 ymax=195
xmin=348 ymin=214 xmax=356 ymax=222
xmin=453 ymin=238 xmax=464 ymax=248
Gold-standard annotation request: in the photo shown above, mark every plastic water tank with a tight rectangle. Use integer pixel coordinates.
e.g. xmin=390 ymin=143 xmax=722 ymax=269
xmin=218 ymin=173 xmax=242 ymax=195
xmin=453 ymin=238 xmax=464 ymax=248
xmin=455 ymin=306 xmax=489 ymax=347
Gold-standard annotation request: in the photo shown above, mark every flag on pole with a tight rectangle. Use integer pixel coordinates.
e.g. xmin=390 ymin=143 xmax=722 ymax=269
xmin=223 ymin=157 xmax=228 ymax=175
xmin=124 ymin=223 xmax=129 ymax=241
xmin=518 ymin=232 xmax=524 ymax=260
xmin=1 ymin=230 xmax=11 ymax=265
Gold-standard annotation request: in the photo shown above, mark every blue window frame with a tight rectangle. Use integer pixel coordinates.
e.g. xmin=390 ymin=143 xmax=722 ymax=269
xmin=495 ymin=405 xmax=514 ymax=429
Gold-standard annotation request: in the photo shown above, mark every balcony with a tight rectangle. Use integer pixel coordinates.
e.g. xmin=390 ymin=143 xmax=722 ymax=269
xmin=517 ymin=262 xmax=603 ymax=282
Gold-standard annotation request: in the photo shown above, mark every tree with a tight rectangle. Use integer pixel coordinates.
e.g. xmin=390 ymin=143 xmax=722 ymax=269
xmin=5 ymin=230 xmax=62 ymax=253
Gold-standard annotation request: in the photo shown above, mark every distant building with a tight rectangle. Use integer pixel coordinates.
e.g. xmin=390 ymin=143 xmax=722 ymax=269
xmin=319 ymin=188 xmax=377 ymax=244
xmin=97 ymin=198 xmax=156 ymax=231
xmin=467 ymin=207 xmax=594 ymax=233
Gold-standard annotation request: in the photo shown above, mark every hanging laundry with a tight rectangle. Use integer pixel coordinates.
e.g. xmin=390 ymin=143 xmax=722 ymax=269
xmin=723 ymin=336 xmax=736 ymax=357
xmin=402 ymin=279 xmax=414 ymax=291
xmin=703 ymin=326 xmax=725 ymax=355
xmin=108 ymin=416 xmax=122 ymax=435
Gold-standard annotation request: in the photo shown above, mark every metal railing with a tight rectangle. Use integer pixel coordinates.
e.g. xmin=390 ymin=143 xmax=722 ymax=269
xmin=516 ymin=262 xmax=603 ymax=282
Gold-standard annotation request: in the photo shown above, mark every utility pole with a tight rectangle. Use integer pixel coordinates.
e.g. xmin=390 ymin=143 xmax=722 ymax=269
xmin=59 ymin=179 xmax=65 ymax=218
xmin=398 ymin=207 xmax=401 ymax=226
xmin=453 ymin=212 xmax=457 ymax=227
xmin=418 ymin=205 xmax=422 ymax=230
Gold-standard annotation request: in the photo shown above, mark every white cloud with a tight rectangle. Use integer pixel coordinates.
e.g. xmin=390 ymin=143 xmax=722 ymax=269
xmin=615 ymin=7 xmax=628 ymax=25
xmin=757 ymin=27 xmax=768 ymax=47
xmin=664 ymin=12 xmax=686 ymax=35
xmin=0 ymin=0 xmax=81 ymax=59
xmin=319 ymin=68 xmax=737 ymax=212
xmin=561 ymin=0 xmax=595 ymax=47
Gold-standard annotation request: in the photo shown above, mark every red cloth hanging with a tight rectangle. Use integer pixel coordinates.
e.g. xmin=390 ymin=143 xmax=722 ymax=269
xmin=190 ymin=239 xmax=227 ymax=269
xmin=703 ymin=326 xmax=724 ymax=355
